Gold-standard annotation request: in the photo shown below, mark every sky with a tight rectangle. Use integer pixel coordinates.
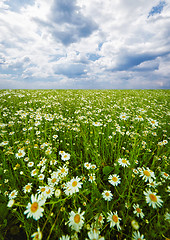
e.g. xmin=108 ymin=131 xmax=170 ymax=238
xmin=0 ymin=0 xmax=170 ymax=89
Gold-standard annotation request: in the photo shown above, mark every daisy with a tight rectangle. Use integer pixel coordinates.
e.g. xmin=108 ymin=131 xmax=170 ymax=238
xmin=61 ymin=153 xmax=70 ymax=161
xmin=87 ymin=229 xmax=105 ymax=240
xmin=119 ymin=113 xmax=129 ymax=120
xmin=84 ymin=162 xmax=92 ymax=169
xmin=91 ymin=164 xmax=97 ymax=170
xmin=88 ymin=173 xmax=95 ymax=183
xmin=107 ymin=211 xmax=121 ymax=230
xmin=57 ymin=165 xmax=69 ymax=178
xmin=68 ymin=208 xmax=85 ymax=232
xmin=143 ymin=189 xmax=163 ymax=208
xmin=118 ymin=158 xmax=130 ymax=167
xmin=15 ymin=151 xmax=25 ymax=158
xmin=59 ymin=235 xmax=70 ymax=240
xmin=140 ymin=167 xmax=155 ymax=182
xmin=102 ymin=190 xmax=113 ymax=201
xmin=38 ymin=174 xmax=45 ymax=181
xmin=131 ymin=220 xmax=139 ymax=230
xmin=23 ymin=183 xmax=32 ymax=193
xmin=92 ymin=122 xmax=102 ymax=126
xmin=31 ymin=169 xmax=38 ymax=177
xmin=24 ymin=194 xmax=45 ymax=220
xmin=9 ymin=190 xmax=18 ymax=199
xmin=132 ymin=231 xmax=145 ymax=240
xmin=64 ymin=177 xmax=83 ymax=196
xmin=31 ymin=227 xmax=42 ymax=240
xmin=108 ymin=174 xmax=121 ymax=186
xmin=43 ymin=186 xmax=54 ymax=199
xmin=95 ymin=213 xmax=105 ymax=226
xmin=161 ymin=172 xmax=169 ymax=179
xmin=37 ymin=186 xmax=46 ymax=195
xmin=133 ymin=204 xmax=145 ymax=218
xmin=27 ymin=162 xmax=34 ymax=167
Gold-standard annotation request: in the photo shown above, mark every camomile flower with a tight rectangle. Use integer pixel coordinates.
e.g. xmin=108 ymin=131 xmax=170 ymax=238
xmin=88 ymin=173 xmax=95 ymax=183
xmin=161 ymin=172 xmax=169 ymax=179
xmin=92 ymin=122 xmax=102 ymax=126
xmin=119 ymin=113 xmax=129 ymax=120
xmin=64 ymin=177 xmax=83 ymax=196
xmin=31 ymin=227 xmax=42 ymax=240
xmin=132 ymin=231 xmax=145 ymax=240
xmin=31 ymin=169 xmax=38 ymax=176
xmin=57 ymin=165 xmax=69 ymax=178
xmin=38 ymin=174 xmax=45 ymax=181
xmin=143 ymin=189 xmax=163 ymax=208
xmin=23 ymin=183 xmax=32 ymax=193
xmin=9 ymin=190 xmax=18 ymax=199
xmin=15 ymin=151 xmax=25 ymax=158
xmin=108 ymin=174 xmax=121 ymax=186
xmin=68 ymin=208 xmax=85 ymax=232
xmin=107 ymin=211 xmax=121 ymax=230
xmin=59 ymin=150 xmax=65 ymax=156
xmin=87 ymin=229 xmax=105 ymax=240
xmin=27 ymin=162 xmax=34 ymax=167
xmin=140 ymin=167 xmax=155 ymax=182
xmin=133 ymin=204 xmax=145 ymax=218
xmin=118 ymin=158 xmax=130 ymax=167
xmin=102 ymin=190 xmax=113 ymax=201
xmin=59 ymin=235 xmax=70 ymax=240
xmin=61 ymin=153 xmax=70 ymax=161
xmin=84 ymin=162 xmax=92 ymax=169
xmin=95 ymin=213 xmax=105 ymax=226
xmin=131 ymin=220 xmax=139 ymax=230
xmin=43 ymin=186 xmax=54 ymax=198
xmin=24 ymin=194 xmax=45 ymax=220
xmin=91 ymin=164 xmax=97 ymax=170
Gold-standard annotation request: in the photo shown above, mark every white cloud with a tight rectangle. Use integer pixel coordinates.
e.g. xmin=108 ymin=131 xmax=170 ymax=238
xmin=0 ymin=0 xmax=170 ymax=89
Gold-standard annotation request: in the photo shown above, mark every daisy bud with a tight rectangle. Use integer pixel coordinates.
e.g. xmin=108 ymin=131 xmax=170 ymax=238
xmin=131 ymin=220 xmax=139 ymax=230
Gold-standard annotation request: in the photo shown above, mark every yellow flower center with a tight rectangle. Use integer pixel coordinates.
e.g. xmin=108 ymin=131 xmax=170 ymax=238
xmin=136 ymin=208 xmax=141 ymax=213
xmin=72 ymin=181 xmax=77 ymax=187
xmin=105 ymin=192 xmax=110 ymax=196
xmin=31 ymin=202 xmax=38 ymax=212
xmin=61 ymin=168 xmax=65 ymax=173
xmin=112 ymin=176 xmax=118 ymax=182
xmin=98 ymin=215 xmax=103 ymax=221
xmin=74 ymin=214 xmax=80 ymax=223
xmin=143 ymin=170 xmax=151 ymax=177
xmin=164 ymin=172 xmax=168 ymax=177
xmin=52 ymin=178 xmax=57 ymax=183
xmin=18 ymin=153 xmax=23 ymax=156
xmin=122 ymin=159 xmax=127 ymax=164
xmin=11 ymin=192 xmax=15 ymax=197
xmin=112 ymin=215 xmax=118 ymax=223
xmin=41 ymin=187 xmax=45 ymax=192
xmin=149 ymin=194 xmax=157 ymax=202
xmin=25 ymin=185 xmax=31 ymax=191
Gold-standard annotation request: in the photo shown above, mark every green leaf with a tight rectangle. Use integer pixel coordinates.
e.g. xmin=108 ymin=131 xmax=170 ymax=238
xmin=103 ymin=166 xmax=114 ymax=176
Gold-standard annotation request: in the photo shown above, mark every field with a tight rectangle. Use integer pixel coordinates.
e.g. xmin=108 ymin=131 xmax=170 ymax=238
xmin=0 ymin=89 xmax=169 ymax=240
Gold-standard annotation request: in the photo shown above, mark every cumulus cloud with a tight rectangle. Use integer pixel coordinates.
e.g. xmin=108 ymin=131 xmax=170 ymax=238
xmin=0 ymin=0 xmax=170 ymax=89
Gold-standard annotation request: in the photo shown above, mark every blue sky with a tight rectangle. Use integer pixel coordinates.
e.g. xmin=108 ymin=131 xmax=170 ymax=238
xmin=0 ymin=0 xmax=170 ymax=89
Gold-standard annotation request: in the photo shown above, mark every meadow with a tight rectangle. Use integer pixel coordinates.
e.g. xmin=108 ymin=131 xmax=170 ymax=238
xmin=0 ymin=89 xmax=169 ymax=240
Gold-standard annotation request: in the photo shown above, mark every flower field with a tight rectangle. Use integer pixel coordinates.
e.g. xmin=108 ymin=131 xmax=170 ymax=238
xmin=0 ymin=89 xmax=169 ymax=240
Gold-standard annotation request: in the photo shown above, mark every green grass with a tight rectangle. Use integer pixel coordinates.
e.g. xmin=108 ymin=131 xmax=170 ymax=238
xmin=0 ymin=89 xmax=169 ymax=240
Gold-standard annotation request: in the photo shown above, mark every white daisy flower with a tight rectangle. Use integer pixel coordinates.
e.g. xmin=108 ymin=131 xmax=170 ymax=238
xmin=84 ymin=162 xmax=92 ymax=169
xmin=88 ymin=173 xmax=95 ymax=183
xmin=64 ymin=177 xmax=83 ymax=196
xmin=31 ymin=227 xmax=42 ymax=240
xmin=61 ymin=153 xmax=70 ymax=161
xmin=133 ymin=204 xmax=145 ymax=218
xmin=23 ymin=183 xmax=32 ymax=193
xmin=143 ymin=189 xmax=163 ymax=208
xmin=107 ymin=211 xmax=121 ymax=230
xmin=108 ymin=174 xmax=121 ymax=186
xmin=59 ymin=235 xmax=70 ymax=240
xmin=140 ymin=167 xmax=155 ymax=182
xmin=95 ymin=213 xmax=105 ymax=226
xmin=68 ymin=208 xmax=85 ymax=232
xmin=161 ymin=172 xmax=169 ymax=179
xmin=24 ymin=194 xmax=45 ymax=220
xmin=9 ymin=190 xmax=18 ymax=199
xmin=118 ymin=158 xmax=130 ymax=167
xmin=102 ymin=190 xmax=113 ymax=201
xmin=132 ymin=231 xmax=145 ymax=240
xmin=87 ymin=228 xmax=105 ymax=240
xmin=7 ymin=199 xmax=15 ymax=208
